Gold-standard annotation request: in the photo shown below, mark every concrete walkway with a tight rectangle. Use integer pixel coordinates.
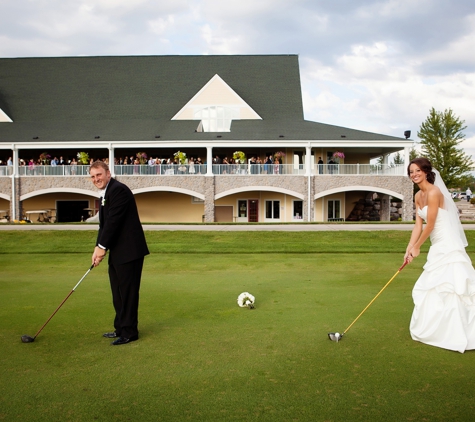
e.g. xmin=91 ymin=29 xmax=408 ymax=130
xmin=2 ymin=223 xmax=475 ymax=231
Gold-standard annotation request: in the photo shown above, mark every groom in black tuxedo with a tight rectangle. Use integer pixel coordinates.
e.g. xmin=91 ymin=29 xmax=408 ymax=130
xmin=90 ymin=161 xmax=149 ymax=345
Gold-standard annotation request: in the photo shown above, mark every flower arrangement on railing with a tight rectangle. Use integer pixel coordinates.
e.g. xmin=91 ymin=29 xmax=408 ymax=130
xmin=39 ymin=152 xmax=51 ymax=165
xmin=274 ymin=151 xmax=286 ymax=163
xmin=136 ymin=152 xmax=148 ymax=164
xmin=233 ymin=151 xmax=246 ymax=164
xmin=77 ymin=152 xmax=89 ymax=165
xmin=332 ymin=151 xmax=345 ymax=163
xmin=174 ymin=151 xmax=187 ymax=164
xmin=237 ymin=292 xmax=255 ymax=309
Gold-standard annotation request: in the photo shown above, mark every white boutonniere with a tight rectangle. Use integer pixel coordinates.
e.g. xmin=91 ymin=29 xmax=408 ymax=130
xmin=101 ymin=197 xmax=106 ymax=206
xmin=237 ymin=292 xmax=255 ymax=309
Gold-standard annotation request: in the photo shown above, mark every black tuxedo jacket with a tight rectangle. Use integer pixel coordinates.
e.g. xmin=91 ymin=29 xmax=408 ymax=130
xmin=97 ymin=178 xmax=149 ymax=266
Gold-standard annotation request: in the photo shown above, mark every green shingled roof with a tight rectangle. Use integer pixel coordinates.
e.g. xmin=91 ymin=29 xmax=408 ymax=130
xmin=0 ymin=55 xmax=404 ymax=143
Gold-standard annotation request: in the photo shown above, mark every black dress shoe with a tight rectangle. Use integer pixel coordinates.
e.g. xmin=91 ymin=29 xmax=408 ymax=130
xmin=111 ymin=335 xmax=139 ymax=345
xmin=103 ymin=332 xmax=119 ymax=338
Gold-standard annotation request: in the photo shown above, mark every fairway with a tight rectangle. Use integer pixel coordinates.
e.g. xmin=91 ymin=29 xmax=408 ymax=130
xmin=1 ymin=230 xmax=475 ymax=421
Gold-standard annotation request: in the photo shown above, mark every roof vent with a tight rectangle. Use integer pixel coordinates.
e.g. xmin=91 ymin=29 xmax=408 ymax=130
xmin=155 ymin=135 xmax=161 ymax=138
xmin=95 ymin=136 xmax=100 ymax=139
xmin=341 ymin=135 xmax=346 ymax=138
xmin=33 ymin=136 xmax=39 ymax=139
xmin=279 ymin=135 xmax=284 ymax=138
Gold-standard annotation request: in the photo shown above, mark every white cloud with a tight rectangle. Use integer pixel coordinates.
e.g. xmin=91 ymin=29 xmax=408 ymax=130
xmin=1 ymin=0 xmax=475 ymax=160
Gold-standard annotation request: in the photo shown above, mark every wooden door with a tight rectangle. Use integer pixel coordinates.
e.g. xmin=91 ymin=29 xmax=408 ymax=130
xmin=248 ymin=200 xmax=258 ymax=222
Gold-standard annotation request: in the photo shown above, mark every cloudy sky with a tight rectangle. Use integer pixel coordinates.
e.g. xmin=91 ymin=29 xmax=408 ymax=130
xmin=1 ymin=0 xmax=474 ymax=159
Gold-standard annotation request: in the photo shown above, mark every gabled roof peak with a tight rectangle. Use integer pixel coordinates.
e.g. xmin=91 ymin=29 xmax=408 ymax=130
xmin=0 ymin=108 xmax=12 ymax=122
xmin=171 ymin=74 xmax=261 ymax=132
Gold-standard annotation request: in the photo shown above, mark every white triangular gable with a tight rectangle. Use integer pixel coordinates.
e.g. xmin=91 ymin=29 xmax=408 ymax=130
xmin=0 ymin=108 xmax=12 ymax=122
xmin=171 ymin=74 xmax=262 ymax=125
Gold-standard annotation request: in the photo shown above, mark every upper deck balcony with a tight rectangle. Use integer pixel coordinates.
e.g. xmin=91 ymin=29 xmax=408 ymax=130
xmin=7 ymin=163 xmax=406 ymax=177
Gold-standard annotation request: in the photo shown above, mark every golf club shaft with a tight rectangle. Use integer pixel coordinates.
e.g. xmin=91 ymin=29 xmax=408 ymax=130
xmin=343 ymin=261 xmax=408 ymax=335
xmin=33 ymin=265 xmax=94 ymax=339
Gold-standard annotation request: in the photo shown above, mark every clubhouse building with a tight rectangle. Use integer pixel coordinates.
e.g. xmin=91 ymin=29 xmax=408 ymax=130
xmin=0 ymin=55 xmax=413 ymax=223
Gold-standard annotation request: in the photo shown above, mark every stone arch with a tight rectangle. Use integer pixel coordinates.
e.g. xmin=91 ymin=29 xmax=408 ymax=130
xmin=20 ymin=187 xmax=100 ymax=201
xmin=133 ymin=186 xmax=205 ymax=200
xmin=216 ymin=186 xmax=305 ymax=200
xmin=314 ymin=185 xmax=404 ymax=201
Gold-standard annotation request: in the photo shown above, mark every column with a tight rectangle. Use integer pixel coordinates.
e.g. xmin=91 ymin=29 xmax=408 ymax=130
xmin=11 ymin=146 xmax=18 ymax=220
xmin=108 ymin=145 xmax=115 ymax=177
xmin=305 ymin=146 xmax=312 ymax=176
xmin=206 ymin=146 xmax=213 ymax=176
xmin=203 ymin=174 xmax=215 ymax=222
xmin=380 ymin=194 xmax=390 ymax=222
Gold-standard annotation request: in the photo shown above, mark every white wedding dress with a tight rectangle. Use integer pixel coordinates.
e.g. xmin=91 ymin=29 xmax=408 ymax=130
xmin=410 ymin=206 xmax=475 ymax=353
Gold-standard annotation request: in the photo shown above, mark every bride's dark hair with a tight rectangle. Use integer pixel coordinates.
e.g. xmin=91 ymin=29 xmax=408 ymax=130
xmin=407 ymin=157 xmax=436 ymax=184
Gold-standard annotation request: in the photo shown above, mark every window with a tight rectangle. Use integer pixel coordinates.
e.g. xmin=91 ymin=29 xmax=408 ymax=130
xmin=238 ymin=200 xmax=247 ymax=218
xmin=328 ymin=200 xmax=341 ymax=220
xmin=293 ymin=201 xmax=303 ymax=220
xmin=265 ymin=200 xmax=280 ymax=219
xmin=194 ymin=106 xmax=239 ymax=132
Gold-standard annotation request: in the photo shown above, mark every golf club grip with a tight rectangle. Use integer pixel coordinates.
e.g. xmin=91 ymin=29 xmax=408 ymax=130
xmin=399 ymin=259 xmax=409 ymax=272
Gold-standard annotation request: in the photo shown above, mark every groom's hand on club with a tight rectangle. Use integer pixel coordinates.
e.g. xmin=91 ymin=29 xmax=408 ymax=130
xmin=92 ymin=246 xmax=107 ymax=267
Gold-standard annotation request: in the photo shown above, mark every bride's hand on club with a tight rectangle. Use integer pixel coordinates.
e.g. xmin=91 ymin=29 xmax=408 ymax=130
xmin=406 ymin=247 xmax=420 ymax=264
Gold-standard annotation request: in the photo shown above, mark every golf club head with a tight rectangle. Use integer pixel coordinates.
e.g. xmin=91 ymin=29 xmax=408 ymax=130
xmin=21 ymin=335 xmax=35 ymax=343
xmin=328 ymin=332 xmax=343 ymax=342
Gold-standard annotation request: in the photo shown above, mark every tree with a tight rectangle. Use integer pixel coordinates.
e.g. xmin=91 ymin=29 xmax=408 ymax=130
xmin=393 ymin=151 xmax=404 ymax=165
xmin=417 ymin=108 xmax=472 ymax=188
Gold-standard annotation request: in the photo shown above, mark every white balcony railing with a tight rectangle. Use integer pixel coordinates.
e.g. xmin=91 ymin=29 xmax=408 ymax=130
xmin=0 ymin=166 xmax=13 ymax=176
xmin=312 ymin=163 xmax=405 ymax=176
xmin=11 ymin=163 xmax=406 ymax=177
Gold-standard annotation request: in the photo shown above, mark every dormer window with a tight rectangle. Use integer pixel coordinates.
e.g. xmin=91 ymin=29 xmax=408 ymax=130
xmin=194 ymin=106 xmax=239 ymax=132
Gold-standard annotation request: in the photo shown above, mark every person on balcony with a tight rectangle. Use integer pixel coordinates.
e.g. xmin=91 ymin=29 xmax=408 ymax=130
xmin=256 ymin=156 xmax=263 ymax=174
xmin=318 ymin=157 xmax=324 ymax=174
xmin=274 ymin=158 xmax=280 ymax=175
xmin=250 ymin=156 xmax=257 ymax=174
xmin=328 ymin=158 xmax=336 ymax=174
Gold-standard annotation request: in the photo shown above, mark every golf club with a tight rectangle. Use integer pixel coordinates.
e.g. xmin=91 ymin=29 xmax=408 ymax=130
xmin=21 ymin=265 xmax=94 ymax=343
xmin=328 ymin=260 xmax=408 ymax=342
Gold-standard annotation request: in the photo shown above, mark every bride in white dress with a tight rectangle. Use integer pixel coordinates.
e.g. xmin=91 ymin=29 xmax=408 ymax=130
xmin=405 ymin=158 xmax=475 ymax=353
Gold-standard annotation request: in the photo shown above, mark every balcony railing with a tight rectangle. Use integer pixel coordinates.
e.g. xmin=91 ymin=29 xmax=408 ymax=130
xmin=11 ymin=163 xmax=405 ymax=177
xmin=115 ymin=164 xmax=208 ymax=175
xmin=0 ymin=166 xmax=13 ymax=176
xmin=311 ymin=163 xmax=405 ymax=175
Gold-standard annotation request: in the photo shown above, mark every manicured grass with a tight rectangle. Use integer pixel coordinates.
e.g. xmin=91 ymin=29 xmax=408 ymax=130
xmin=1 ymin=231 xmax=475 ymax=421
